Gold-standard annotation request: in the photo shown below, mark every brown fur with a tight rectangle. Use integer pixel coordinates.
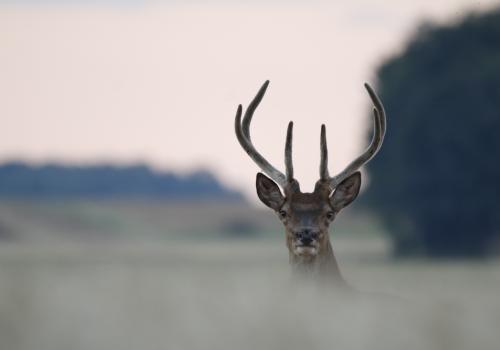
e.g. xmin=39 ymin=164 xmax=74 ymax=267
xmin=256 ymin=173 xmax=361 ymax=286
xmin=236 ymin=81 xmax=386 ymax=288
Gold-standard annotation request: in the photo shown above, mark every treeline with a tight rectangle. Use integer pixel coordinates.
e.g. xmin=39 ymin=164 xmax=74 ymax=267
xmin=362 ymin=8 xmax=500 ymax=257
xmin=0 ymin=162 xmax=243 ymax=200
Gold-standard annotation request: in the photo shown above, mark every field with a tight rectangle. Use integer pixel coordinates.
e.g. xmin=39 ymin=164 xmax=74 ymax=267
xmin=0 ymin=200 xmax=499 ymax=350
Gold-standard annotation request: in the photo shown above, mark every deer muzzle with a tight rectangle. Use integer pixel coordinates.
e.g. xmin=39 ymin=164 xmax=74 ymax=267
xmin=296 ymin=229 xmax=319 ymax=245
xmin=293 ymin=229 xmax=320 ymax=256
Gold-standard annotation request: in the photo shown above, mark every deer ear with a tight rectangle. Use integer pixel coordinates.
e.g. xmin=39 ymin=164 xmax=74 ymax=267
xmin=330 ymin=172 xmax=361 ymax=211
xmin=256 ymin=173 xmax=285 ymax=210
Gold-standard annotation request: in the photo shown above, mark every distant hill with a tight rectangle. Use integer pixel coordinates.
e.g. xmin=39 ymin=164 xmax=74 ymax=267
xmin=0 ymin=162 xmax=244 ymax=200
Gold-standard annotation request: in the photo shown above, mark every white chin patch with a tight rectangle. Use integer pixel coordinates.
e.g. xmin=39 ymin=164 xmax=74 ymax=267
xmin=295 ymin=246 xmax=318 ymax=256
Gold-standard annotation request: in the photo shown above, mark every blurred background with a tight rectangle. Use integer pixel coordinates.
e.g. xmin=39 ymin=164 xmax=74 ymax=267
xmin=1 ymin=1 xmax=500 ymax=349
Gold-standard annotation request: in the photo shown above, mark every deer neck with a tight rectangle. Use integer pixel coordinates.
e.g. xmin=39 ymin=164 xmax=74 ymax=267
xmin=289 ymin=239 xmax=345 ymax=284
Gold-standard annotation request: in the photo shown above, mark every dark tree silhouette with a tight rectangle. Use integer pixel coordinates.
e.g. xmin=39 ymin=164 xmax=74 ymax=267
xmin=0 ymin=162 xmax=243 ymax=201
xmin=362 ymin=9 xmax=500 ymax=257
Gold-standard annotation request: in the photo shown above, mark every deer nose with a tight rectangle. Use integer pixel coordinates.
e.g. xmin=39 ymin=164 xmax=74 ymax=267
xmin=296 ymin=229 xmax=318 ymax=245
xmin=301 ymin=236 xmax=313 ymax=245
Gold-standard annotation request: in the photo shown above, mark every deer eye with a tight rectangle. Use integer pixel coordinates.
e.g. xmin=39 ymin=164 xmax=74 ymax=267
xmin=326 ymin=211 xmax=335 ymax=220
xmin=279 ymin=210 xmax=287 ymax=219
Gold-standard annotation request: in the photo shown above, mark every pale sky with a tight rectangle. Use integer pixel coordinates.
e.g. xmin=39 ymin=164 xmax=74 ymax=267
xmin=1 ymin=0 xmax=498 ymax=199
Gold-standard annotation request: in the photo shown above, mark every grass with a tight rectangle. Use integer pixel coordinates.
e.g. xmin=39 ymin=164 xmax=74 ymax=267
xmin=0 ymin=200 xmax=498 ymax=350
xmin=0 ymin=240 xmax=499 ymax=350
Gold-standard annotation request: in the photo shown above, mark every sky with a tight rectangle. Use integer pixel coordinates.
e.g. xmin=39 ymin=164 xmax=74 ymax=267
xmin=1 ymin=0 xmax=499 ymax=199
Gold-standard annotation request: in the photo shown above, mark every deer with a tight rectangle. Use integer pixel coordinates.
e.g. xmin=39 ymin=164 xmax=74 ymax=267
xmin=234 ymin=81 xmax=386 ymax=288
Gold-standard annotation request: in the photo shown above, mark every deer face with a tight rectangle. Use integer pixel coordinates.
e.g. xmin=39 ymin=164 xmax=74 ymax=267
xmin=234 ymin=80 xmax=385 ymax=270
xmin=256 ymin=172 xmax=361 ymax=259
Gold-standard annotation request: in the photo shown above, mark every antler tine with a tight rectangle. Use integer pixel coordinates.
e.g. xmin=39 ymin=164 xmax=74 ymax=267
xmin=319 ymin=124 xmax=329 ymax=180
xmin=364 ymin=83 xmax=387 ymax=139
xmin=327 ymin=83 xmax=386 ymax=189
xmin=241 ymin=80 xmax=269 ymax=141
xmin=285 ymin=121 xmax=294 ymax=180
xmin=234 ymin=81 xmax=288 ymax=188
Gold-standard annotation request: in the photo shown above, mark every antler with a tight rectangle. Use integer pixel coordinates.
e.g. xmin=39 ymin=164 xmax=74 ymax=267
xmin=319 ymin=83 xmax=386 ymax=190
xmin=235 ymin=80 xmax=295 ymax=189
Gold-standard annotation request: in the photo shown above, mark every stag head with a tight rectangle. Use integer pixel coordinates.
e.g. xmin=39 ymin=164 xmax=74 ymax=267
xmin=235 ymin=81 xmax=386 ymax=275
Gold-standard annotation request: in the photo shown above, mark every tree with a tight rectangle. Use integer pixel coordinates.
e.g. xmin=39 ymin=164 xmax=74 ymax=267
xmin=362 ymin=9 xmax=500 ymax=257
